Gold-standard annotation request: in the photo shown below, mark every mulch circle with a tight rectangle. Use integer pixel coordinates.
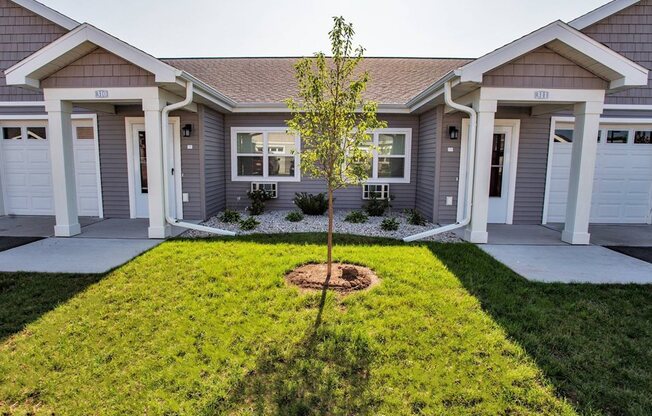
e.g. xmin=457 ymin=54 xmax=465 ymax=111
xmin=286 ymin=263 xmax=379 ymax=294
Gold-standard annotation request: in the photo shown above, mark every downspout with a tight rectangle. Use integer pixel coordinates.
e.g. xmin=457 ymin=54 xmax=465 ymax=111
xmin=160 ymin=81 xmax=236 ymax=236
xmin=403 ymin=80 xmax=477 ymax=242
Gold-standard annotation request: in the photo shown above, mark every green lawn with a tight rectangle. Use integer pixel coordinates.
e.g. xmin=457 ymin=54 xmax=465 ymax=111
xmin=0 ymin=234 xmax=650 ymax=415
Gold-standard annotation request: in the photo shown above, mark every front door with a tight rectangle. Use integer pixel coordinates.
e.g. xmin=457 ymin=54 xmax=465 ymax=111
xmin=488 ymin=126 xmax=514 ymax=224
xmin=129 ymin=121 xmax=181 ymax=219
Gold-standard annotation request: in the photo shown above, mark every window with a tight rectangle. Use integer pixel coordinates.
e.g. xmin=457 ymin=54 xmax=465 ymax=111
xmin=251 ymin=182 xmax=278 ymax=198
xmin=27 ymin=127 xmax=46 ymax=140
xmin=362 ymin=184 xmax=389 ymax=200
xmin=232 ymin=128 xmax=300 ymax=181
xmin=606 ymin=130 xmax=629 ymax=144
xmin=76 ymin=126 xmax=94 ymax=140
xmin=489 ymin=133 xmax=506 ymax=197
xmin=554 ymin=129 xmax=573 ymax=143
xmin=365 ymin=129 xmax=411 ymax=183
xmin=634 ymin=130 xmax=652 ymax=144
xmin=2 ymin=127 xmax=21 ymax=140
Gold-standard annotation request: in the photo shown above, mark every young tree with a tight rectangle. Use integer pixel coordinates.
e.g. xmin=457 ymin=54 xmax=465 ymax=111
xmin=286 ymin=17 xmax=386 ymax=286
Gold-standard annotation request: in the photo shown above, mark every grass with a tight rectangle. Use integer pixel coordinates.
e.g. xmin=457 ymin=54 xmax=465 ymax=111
xmin=0 ymin=234 xmax=649 ymax=415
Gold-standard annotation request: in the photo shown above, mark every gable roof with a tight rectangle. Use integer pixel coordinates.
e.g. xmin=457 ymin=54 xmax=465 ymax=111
xmin=162 ymin=57 xmax=471 ymax=105
xmin=11 ymin=0 xmax=78 ymax=30
xmin=569 ymin=0 xmax=639 ymax=30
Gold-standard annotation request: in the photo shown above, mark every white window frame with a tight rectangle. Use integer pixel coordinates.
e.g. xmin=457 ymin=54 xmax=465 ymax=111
xmin=365 ymin=128 xmax=412 ymax=184
xmin=231 ymin=127 xmax=301 ymax=182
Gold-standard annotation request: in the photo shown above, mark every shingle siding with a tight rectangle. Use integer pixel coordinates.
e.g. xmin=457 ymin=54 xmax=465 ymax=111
xmin=0 ymin=0 xmax=69 ymax=101
xmin=582 ymin=0 xmax=652 ymax=105
xmin=42 ymin=47 xmax=156 ymax=89
xmin=222 ymin=113 xmax=419 ymax=212
xmin=201 ymin=105 xmax=226 ymax=217
xmin=483 ymin=46 xmax=608 ymax=89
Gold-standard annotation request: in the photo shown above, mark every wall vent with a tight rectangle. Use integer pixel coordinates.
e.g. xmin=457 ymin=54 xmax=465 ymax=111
xmin=362 ymin=184 xmax=389 ymax=200
xmin=251 ymin=182 xmax=278 ymax=199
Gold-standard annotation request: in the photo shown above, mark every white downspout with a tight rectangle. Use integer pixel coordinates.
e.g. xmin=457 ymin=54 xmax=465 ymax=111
xmin=161 ymin=81 xmax=236 ymax=236
xmin=403 ymin=81 xmax=477 ymax=242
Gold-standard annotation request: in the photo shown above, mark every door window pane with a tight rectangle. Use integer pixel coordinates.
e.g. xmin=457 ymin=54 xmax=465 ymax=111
xmin=138 ymin=131 xmax=148 ymax=193
xmin=606 ymin=130 xmax=629 ymax=144
xmin=554 ymin=129 xmax=573 ymax=143
xmin=269 ymin=156 xmax=295 ymax=176
xmin=489 ymin=133 xmax=506 ymax=197
xmin=634 ymin=130 xmax=652 ymax=144
xmin=268 ymin=132 xmax=296 ymax=154
xmin=236 ymin=132 xmax=263 ymax=153
xmin=2 ymin=127 xmax=21 ymax=140
xmin=76 ymin=126 xmax=94 ymax=140
xmin=27 ymin=127 xmax=46 ymax=140
xmin=378 ymin=133 xmax=406 ymax=155
xmin=378 ymin=157 xmax=404 ymax=178
xmin=237 ymin=156 xmax=263 ymax=176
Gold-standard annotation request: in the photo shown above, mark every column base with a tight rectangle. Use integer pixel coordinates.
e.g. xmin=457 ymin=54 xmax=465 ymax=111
xmin=464 ymin=229 xmax=489 ymax=244
xmin=54 ymin=223 xmax=81 ymax=237
xmin=148 ymin=225 xmax=171 ymax=239
xmin=561 ymin=230 xmax=591 ymax=245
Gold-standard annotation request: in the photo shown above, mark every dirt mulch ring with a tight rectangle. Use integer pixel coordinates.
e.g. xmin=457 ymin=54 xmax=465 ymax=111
xmin=286 ymin=263 xmax=380 ymax=294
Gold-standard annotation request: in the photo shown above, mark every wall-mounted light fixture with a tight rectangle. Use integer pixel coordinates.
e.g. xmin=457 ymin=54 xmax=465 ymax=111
xmin=448 ymin=125 xmax=459 ymax=140
xmin=182 ymin=124 xmax=193 ymax=138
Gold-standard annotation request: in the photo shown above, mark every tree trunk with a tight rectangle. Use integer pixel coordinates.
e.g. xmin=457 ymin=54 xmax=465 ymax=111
xmin=326 ymin=186 xmax=334 ymax=288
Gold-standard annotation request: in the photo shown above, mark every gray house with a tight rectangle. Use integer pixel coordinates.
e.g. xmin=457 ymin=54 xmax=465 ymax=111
xmin=0 ymin=0 xmax=650 ymax=244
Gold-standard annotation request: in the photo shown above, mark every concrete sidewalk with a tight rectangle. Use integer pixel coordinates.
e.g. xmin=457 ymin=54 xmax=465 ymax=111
xmin=0 ymin=238 xmax=160 ymax=274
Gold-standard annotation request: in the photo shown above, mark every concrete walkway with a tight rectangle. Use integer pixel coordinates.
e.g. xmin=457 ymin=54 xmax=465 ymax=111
xmin=0 ymin=237 xmax=160 ymax=274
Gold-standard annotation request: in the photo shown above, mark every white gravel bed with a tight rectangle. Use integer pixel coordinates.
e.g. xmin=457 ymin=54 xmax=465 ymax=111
xmin=182 ymin=210 xmax=462 ymax=242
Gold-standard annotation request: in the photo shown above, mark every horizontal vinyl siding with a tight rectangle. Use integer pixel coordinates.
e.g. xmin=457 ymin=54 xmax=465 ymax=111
xmin=437 ymin=112 xmax=463 ymax=224
xmin=223 ymin=113 xmax=419 ymax=211
xmin=202 ymin=105 xmax=226 ymax=217
xmin=173 ymin=110 xmax=201 ymax=220
xmin=0 ymin=0 xmax=68 ymax=101
xmin=582 ymin=0 xmax=652 ymax=105
xmin=42 ymin=47 xmax=156 ymax=89
xmin=415 ymin=107 xmax=437 ymax=220
xmin=483 ymin=46 xmax=608 ymax=89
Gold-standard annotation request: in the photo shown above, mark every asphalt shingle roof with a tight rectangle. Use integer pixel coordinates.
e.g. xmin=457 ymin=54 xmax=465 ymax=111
xmin=162 ymin=57 xmax=473 ymax=105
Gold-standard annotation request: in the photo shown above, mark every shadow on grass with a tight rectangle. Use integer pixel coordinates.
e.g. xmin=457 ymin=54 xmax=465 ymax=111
xmin=0 ymin=272 xmax=103 ymax=342
xmin=203 ymin=325 xmax=379 ymax=416
xmin=428 ymin=243 xmax=652 ymax=416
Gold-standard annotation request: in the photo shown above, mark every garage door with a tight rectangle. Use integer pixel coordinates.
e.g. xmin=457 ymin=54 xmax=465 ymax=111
xmin=1 ymin=120 xmax=101 ymax=217
xmin=547 ymin=123 xmax=652 ymax=224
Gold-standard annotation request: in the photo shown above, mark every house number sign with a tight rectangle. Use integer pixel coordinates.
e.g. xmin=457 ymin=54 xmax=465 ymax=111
xmin=534 ymin=90 xmax=550 ymax=100
xmin=95 ymin=89 xmax=109 ymax=98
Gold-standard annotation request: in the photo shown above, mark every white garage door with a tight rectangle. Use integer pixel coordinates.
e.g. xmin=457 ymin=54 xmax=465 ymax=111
xmin=547 ymin=123 xmax=652 ymax=224
xmin=1 ymin=120 xmax=101 ymax=217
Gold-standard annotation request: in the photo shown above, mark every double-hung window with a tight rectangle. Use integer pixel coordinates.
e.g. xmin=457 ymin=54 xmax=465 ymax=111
xmin=364 ymin=128 xmax=411 ymax=183
xmin=231 ymin=127 xmax=300 ymax=181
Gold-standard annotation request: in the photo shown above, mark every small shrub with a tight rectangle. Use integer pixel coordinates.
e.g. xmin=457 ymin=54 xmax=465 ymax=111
xmin=247 ymin=189 xmax=273 ymax=215
xmin=239 ymin=216 xmax=260 ymax=231
xmin=405 ymin=209 xmax=427 ymax=226
xmin=364 ymin=192 xmax=390 ymax=217
xmin=344 ymin=210 xmax=368 ymax=224
xmin=293 ymin=192 xmax=329 ymax=215
xmin=219 ymin=209 xmax=241 ymax=223
xmin=380 ymin=217 xmax=400 ymax=231
xmin=285 ymin=211 xmax=304 ymax=222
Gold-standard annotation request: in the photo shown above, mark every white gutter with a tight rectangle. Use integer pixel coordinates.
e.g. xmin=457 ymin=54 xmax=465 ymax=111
xmin=160 ymin=81 xmax=236 ymax=236
xmin=403 ymin=80 xmax=477 ymax=242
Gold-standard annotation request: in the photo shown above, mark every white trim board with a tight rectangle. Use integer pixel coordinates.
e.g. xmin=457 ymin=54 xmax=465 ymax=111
xmin=569 ymin=0 xmax=639 ymax=30
xmin=457 ymin=119 xmax=521 ymax=224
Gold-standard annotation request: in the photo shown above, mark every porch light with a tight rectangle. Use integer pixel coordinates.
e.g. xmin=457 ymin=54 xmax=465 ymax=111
xmin=448 ymin=126 xmax=459 ymax=140
xmin=182 ymin=124 xmax=193 ymax=138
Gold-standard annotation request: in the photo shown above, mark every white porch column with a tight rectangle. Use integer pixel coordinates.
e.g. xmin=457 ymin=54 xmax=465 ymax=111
xmin=143 ymin=97 xmax=170 ymax=239
xmin=562 ymin=101 xmax=603 ymax=245
xmin=464 ymin=98 xmax=497 ymax=244
xmin=45 ymin=99 xmax=80 ymax=237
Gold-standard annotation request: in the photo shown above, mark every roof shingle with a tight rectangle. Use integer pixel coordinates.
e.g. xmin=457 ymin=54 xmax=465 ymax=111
xmin=162 ymin=57 xmax=472 ymax=105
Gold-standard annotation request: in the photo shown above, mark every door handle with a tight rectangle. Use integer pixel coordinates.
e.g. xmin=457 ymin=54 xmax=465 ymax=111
xmin=171 ymin=168 xmax=175 ymax=175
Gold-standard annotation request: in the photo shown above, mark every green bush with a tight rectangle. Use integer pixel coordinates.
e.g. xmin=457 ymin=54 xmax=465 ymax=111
xmin=247 ymin=189 xmax=273 ymax=215
xmin=293 ymin=192 xmax=329 ymax=215
xmin=405 ymin=209 xmax=427 ymax=226
xmin=239 ymin=217 xmax=260 ymax=231
xmin=219 ymin=209 xmax=241 ymax=224
xmin=285 ymin=211 xmax=304 ymax=222
xmin=364 ymin=193 xmax=390 ymax=217
xmin=344 ymin=210 xmax=368 ymax=224
xmin=380 ymin=217 xmax=400 ymax=231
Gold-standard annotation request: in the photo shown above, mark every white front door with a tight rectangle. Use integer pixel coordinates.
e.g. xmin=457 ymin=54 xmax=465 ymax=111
xmin=488 ymin=126 xmax=516 ymax=224
xmin=128 ymin=119 xmax=182 ymax=219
